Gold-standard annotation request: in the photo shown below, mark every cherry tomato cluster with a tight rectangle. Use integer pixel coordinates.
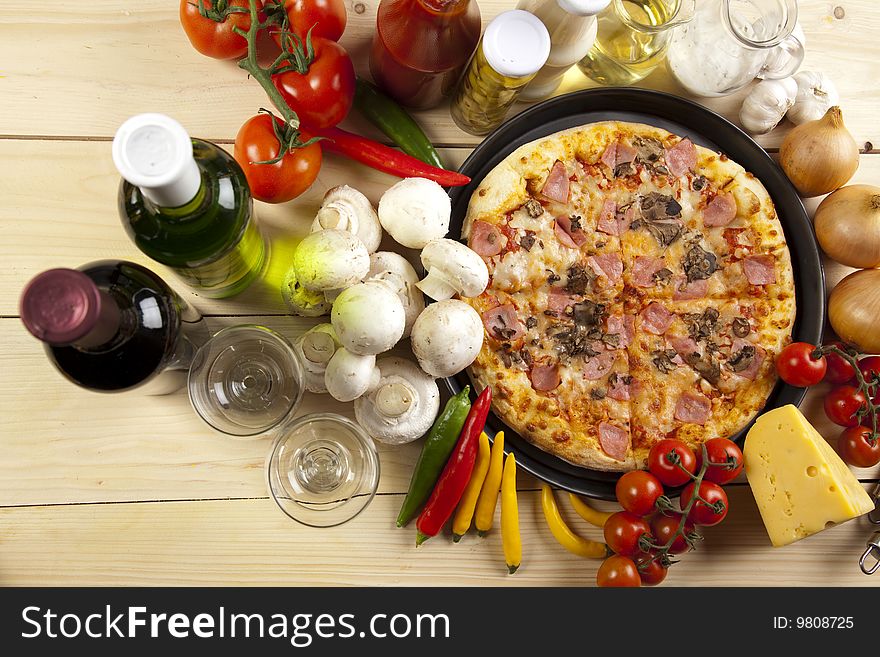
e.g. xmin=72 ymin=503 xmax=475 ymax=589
xmin=775 ymin=342 xmax=880 ymax=468
xmin=180 ymin=0 xmax=354 ymax=202
xmin=596 ymin=437 xmax=743 ymax=587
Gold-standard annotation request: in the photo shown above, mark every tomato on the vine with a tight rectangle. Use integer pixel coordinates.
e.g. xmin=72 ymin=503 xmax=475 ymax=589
xmin=269 ymin=0 xmax=347 ymax=43
xmin=650 ymin=514 xmax=693 ymax=554
xmin=681 ymin=481 xmax=728 ymax=526
xmin=858 ymin=356 xmax=880 ymax=388
xmin=635 ymin=553 xmax=668 ymax=586
xmin=233 ymin=113 xmax=322 ymax=203
xmin=273 ymin=36 xmax=355 ymax=129
xmin=837 ymin=425 xmax=880 ymax=468
xmin=597 ymin=555 xmax=641 ymax=587
xmin=776 ymin=342 xmax=826 ymax=387
xmin=823 ymin=342 xmax=857 ymax=384
xmin=615 ymin=470 xmax=664 ymax=516
xmin=824 ymin=385 xmax=867 ymax=427
xmin=648 ymin=439 xmax=697 ymax=487
xmin=696 ymin=437 xmax=744 ymax=485
xmin=180 ymin=0 xmax=255 ymax=60
xmin=603 ymin=511 xmax=651 ymax=557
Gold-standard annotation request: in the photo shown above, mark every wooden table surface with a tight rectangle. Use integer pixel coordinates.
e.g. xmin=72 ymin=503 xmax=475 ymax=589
xmin=2 ymin=0 xmax=879 ymax=587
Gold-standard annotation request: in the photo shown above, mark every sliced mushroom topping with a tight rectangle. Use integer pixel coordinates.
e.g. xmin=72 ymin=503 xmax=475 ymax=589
xmin=550 ymin=324 xmax=601 ymax=359
xmin=601 ymin=332 xmax=621 ymax=348
xmin=683 ymin=307 xmax=720 ymax=342
xmin=525 ymin=316 xmax=538 ymax=329
xmin=685 ymin=352 xmax=721 ymax=386
xmin=614 ymin=162 xmax=636 ymax=178
xmin=519 ymin=232 xmax=537 ymax=251
xmin=637 ymin=193 xmax=683 ymax=248
xmin=564 ymin=264 xmax=595 ymax=295
xmin=682 ymin=244 xmax=720 ymax=283
xmin=572 ymin=299 xmax=605 ymax=327
xmin=731 ymin=317 xmax=751 ymax=338
xmin=653 ymin=267 xmax=673 ymax=284
xmin=523 ymin=198 xmax=543 ymax=218
xmin=652 ymin=349 xmax=679 ymax=374
xmin=591 ymin=387 xmax=607 ymax=400
xmin=729 ymin=344 xmax=757 ymax=372
xmin=547 ymin=270 xmax=561 ymax=284
xmin=633 ymin=136 xmax=664 ymax=164
xmin=692 ymin=175 xmax=708 ymax=191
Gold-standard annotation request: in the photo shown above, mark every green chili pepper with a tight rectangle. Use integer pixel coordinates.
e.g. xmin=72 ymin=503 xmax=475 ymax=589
xmin=396 ymin=386 xmax=471 ymax=527
xmin=353 ymin=78 xmax=445 ymax=170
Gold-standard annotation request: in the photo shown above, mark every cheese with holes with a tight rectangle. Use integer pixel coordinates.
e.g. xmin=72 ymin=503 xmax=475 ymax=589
xmin=744 ymin=405 xmax=874 ymax=547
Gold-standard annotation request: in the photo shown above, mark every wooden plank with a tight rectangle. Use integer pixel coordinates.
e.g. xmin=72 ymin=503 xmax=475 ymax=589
xmin=0 ymin=1 xmax=876 ymax=149
xmin=0 ymin=487 xmax=876 ymax=586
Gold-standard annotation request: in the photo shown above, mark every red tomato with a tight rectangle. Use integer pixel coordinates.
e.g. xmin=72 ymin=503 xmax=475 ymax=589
xmin=273 ymin=37 xmax=355 ymax=129
xmin=635 ymin=553 xmax=668 ymax=586
xmin=233 ymin=114 xmax=322 ymax=203
xmin=824 ymin=385 xmax=868 ymax=427
xmin=681 ymin=481 xmax=728 ymax=526
xmin=858 ymin=356 xmax=880 ymax=387
xmin=837 ymin=425 xmax=880 ymax=468
xmin=650 ymin=514 xmax=693 ymax=554
xmin=270 ymin=0 xmax=347 ymax=43
xmin=180 ymin=0 xmax=254 ymax=59
xmin=603 ymin=512 xmax=652 ymax=557
xmin=597 ymin=555 xmax=641 ymax=588
xmin=696 ymin=438 xmax=744 ymax=485
xmin=615 ymin=471 xmax=664 ymax=516
xmin=776 ymin=342 xmax=826 ymax=387
xmin=648 ymin=439 xmax=697 ymax=487
xmin=823 ymin=342 xmax=857 ymax=384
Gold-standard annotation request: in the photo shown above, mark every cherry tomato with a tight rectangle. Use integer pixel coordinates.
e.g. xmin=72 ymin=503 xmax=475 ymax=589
xmin=824 ymin=385 xmax=868 ymax=427
xmin=776 ymin=342 xmax=826 ymax=387
xmin=696 ymin=438 xmax=744 ymax=485
xmin=597 ymin=555 xmax=641 ymax=588
xmin=681 ymin=481 xmax=728 ymax=526
xmin=270 ymin=0 xmax=347 ymax=44
xmin=858 ymin=356 xmax=880 ymax=387
xmin=233 ymin=114 xmax=322 ymax=203
xmin=615 ymin=471 xmax=664 ymax=516
xmin=635 ymin=553 xmax=668 ymax=586
xmin=837 ymin=425 xmax=880 ymax=468
xmin=648 ymin=439 xmax=697 ymax=488
xmin=650 ymin=514 xmax=693 ymax=554
xmin=180 ymin=0 xmax=255 ymax=60
xmin=823 ymin=342 xmax=857 ymax=384
xmin=603 ymin=511 xmax=652 ymax=557
xmin=273 ymin=37 xmax=355 ymax=129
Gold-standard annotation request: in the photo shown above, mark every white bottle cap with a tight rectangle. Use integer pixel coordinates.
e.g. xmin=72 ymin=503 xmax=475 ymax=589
xmin=483 ymin=10 xmax=552 ymax=78
xmin=556 ymin=0 xmax=611 ymax=17
xmin=112 ymin=113 xmax=202 ymax=208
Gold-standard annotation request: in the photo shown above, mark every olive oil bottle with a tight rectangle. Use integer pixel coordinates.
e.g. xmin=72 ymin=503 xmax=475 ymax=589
xmin=113 ymin=114 xmax=267 ymax=299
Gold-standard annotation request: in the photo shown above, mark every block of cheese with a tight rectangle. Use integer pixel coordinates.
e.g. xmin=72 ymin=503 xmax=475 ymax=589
xmin=744 ymin=404 xmax=874 ymax=547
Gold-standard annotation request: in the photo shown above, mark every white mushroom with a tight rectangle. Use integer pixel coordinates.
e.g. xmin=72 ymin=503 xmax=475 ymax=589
xmin=416 ymin=238 xmax=489 ymax=301
xmin=377 ymin=177 xmax=451 ymax=249
xmin=324 ymin=348 xmax=380 ymax=402
xmin=292 ymin=229 xmax=370 ymax=292
xmin=311 ymin=185 xmax=382 ymax=254
xmin=293 ymin=324 xmax=340 ymax=393
xmin=365 ymin=251 xmax=425 ymax=338
xmin=331 ymin=280 xmax=406 ymax=356
xmin=354 ymin=357 xmax=440 ymax=445
xmin=411 ymin=299 xmax=484 ymax=378
xmin=281 ymin=267 xmax=332 ymax=317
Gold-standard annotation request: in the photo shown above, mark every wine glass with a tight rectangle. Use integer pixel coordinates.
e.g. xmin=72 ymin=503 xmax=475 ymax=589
xmin=265 ymin=413 xmax=380 ymax=527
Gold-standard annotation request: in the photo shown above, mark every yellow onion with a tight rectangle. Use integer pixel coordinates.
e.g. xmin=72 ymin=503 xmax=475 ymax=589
xmin=779 ymin=106 xmax=859 ymax=197
xmin=829 ymin=269 xmax=880 ymax=353
xmin=814 ymin=185 xmax=880 ymax=268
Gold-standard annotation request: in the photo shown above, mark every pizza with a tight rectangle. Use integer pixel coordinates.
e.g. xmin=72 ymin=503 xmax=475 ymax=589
xmin=460 ymin=121 xmax=795 ymax=472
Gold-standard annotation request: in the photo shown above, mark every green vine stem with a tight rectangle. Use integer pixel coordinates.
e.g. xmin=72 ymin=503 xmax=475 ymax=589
xmin=194 ymin=0 xmax=249 ymax=22
xmin=815 ymin=344 xmax=878 ymax=443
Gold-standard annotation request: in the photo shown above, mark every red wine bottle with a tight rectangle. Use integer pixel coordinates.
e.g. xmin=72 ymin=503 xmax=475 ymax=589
xmin=20 ymin=260 xmax=210 ymax=394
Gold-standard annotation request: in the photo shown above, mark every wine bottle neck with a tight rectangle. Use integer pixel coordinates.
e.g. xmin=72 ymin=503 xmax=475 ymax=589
xmin=72 ymin=291 xmax=122 ymax=349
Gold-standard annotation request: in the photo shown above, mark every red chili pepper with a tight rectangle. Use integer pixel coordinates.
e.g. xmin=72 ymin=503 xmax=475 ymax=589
xmin=415 ymin=386 xmax=492 ymax=545
xmin=315 ymin=126 xmax=471 ymax=187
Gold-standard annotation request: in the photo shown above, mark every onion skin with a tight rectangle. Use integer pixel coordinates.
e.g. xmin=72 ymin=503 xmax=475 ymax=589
xmin=829 ymin=269 xmax=880 ymax=353
xmin=779 ymin=106 xmax=859 ymax=198
xmin=815 ymin=185 xmax=880 ymax=268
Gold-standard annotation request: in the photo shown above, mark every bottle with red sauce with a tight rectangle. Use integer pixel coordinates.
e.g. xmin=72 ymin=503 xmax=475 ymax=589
xmin=370 ymin=0 xmax=482 ymax=110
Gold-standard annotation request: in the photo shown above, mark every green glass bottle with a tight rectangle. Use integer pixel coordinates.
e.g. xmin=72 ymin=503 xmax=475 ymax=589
xmin=113 ymin=113 xmax=267 ymax=299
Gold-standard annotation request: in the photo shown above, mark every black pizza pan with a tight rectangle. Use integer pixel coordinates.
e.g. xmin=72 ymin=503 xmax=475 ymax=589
xmin=442 ymin=87 xmax=825 ymax=501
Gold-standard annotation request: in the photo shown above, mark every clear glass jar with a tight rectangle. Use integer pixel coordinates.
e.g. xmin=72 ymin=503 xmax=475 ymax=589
xmin=451 ymin=10 xmax=551 ymax=135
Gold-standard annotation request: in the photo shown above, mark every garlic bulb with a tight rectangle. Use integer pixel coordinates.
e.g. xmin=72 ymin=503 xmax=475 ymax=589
xmin=739 ymin=78 xmax=798 ymax=135
xmin=787 ymin=71 xmax=840 ymax=125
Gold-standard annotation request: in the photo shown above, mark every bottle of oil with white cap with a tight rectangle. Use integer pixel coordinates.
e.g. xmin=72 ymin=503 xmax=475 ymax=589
xmin=113 ymin=114 xmax=268 ymax=299
xmin=516 ymin=0 xmax=610 ymax=100
xmin=450 ymin=10 xmax=552 ymax=136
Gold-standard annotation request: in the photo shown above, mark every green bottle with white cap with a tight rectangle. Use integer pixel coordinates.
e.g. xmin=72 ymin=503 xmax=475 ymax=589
xmin=113 ymin=114 xmax=268 ymax=299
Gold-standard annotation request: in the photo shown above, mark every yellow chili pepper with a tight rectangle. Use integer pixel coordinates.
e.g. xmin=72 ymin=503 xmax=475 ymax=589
xmin=451 ymin=432 xmax=492 ymax=542
xmin=501 ymin=453 xmax=521 ymax=574
xmin=474 ymin=431 xmax=504 ymax=536
xmin=541 ymin=484 xmax=608 ymax=559
xmin=568 ymin=493 xmax=615 ymax=528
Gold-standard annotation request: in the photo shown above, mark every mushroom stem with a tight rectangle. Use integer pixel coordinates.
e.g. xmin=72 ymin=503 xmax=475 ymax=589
xmin=416 ymin=269 xmax=458 ymax=301
xmin=316 ymin=204 xmax=347 ymax=230
xmin=375 ymin=382 xmax=415 ymax=418
xmin=301 ymin=331 xmax=337 ymax=365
